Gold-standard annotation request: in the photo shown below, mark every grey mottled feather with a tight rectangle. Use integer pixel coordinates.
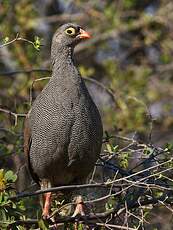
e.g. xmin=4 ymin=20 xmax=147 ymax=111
xmin=25 ymin=24 xmax=103 ymax=187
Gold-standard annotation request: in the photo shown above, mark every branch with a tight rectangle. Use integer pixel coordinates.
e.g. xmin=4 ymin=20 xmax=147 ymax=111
xmin=9 ymin=183 xmax=121 ymax=200
xmin=12 ymin=209 xmax=114 ymax=227
xmin=84 ymin=77 xmax=116 ymax=103
xmin=0 ymin=108 xmax=26 ymax=126
xmin=10 ymin=157 xmax=173 ymax=202
xmin=0 ymin=68 xmax=51 ymax=76
xmin=96 ymin=223 xmax=137 ymax=230
xmin=0 ymin=68 xmax=116 ymax=106
xmin=0 ymin=33 xmax=40 ymax=49
xmin=30 ymin=77 xmax=51 ymax=104
xmin=12 ymin=194 xmax=172 ymax=228
xmin=129 ymin=195 xmax=173 ymax=210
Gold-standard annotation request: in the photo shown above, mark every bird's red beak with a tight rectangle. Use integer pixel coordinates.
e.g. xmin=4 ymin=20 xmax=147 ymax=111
xmin=78 ymin=28 xmax=91 ymax=39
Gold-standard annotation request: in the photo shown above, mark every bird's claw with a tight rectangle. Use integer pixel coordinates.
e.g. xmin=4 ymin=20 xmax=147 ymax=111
xmin=42 ymin=211 xmax=50 ymax=220
xmin=72 ymin=195 xmax=86 ymax=217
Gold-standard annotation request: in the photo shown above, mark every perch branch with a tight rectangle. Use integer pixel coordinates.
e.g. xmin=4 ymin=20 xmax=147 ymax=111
xmin=10 ymin=158 xmax=173 ymax=201
xmin=11 ymin=194 xmax=173 ymax=227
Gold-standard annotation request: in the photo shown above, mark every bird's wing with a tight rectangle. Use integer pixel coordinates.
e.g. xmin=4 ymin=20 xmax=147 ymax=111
xmin=24 ymin=110 xmax=40 ymax=185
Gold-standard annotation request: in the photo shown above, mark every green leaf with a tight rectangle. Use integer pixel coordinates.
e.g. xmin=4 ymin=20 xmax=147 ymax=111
xmin=0 ymin=169 xmax=4 ymax=180
xmin=164 ymin=143 xmax=173 ymax=152
xmin=0 ymin=169 xmax=6 ymax=191
xmin=113 ymin=145 xmax=119 ymax=151
xmin=4 ymin=170 xmax=17 ymax=183
xmin=3 ymin=37 xmax=9 ymax=44
xmin=106 ymin=143 xmax=112 ymax=154
xmin=78 ymin=223 xmax=84 ymax=230
xmin=34 ymin=36 xmax=41 ymax=51
xmin=143 ymin=147 xmax=153 ymax=155
xmin=105 ymin=202 xmax=113 ymax=210
xmin=119 ymin=152 xmax=129 ymax=169
xmin=12 ymin=201 xmax=16 ymax=209
xmin=38 ymin=219 xmax=49 ymax=230
xmin=0 ymin=209 xmax=7 ymax=221
xmin=17 ymin=226 xmax=26 ymax=230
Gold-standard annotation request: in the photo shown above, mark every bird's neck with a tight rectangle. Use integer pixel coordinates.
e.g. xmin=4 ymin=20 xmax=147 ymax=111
xmin=50 ymin=46 xmax=81 ymax=84
xmin=51 ymin=45 xmax=74 ymax=70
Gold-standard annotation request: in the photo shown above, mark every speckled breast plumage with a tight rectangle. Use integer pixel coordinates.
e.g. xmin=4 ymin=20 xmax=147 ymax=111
xmin=28 ymin=68 xmax=103 ymax=186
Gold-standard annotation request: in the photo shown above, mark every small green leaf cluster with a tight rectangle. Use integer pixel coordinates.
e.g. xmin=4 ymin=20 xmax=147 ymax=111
xmin=119 ymin=152 xmax=129 ymax=169
xmin=33 ymin=36 xmax=41 ymax=51
xmin=3 ymin=37 xmax=9 ymax=44
xmin=0 ymin=169 xmax=25 ymax=229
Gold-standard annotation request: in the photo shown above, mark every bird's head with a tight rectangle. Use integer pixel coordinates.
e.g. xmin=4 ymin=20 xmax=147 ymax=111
xmin=52 ymin=23 xmax=91 ymax=49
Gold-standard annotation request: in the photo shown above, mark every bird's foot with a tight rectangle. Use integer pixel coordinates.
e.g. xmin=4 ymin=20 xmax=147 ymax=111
xmin=72 ymin=196 xmax=87 ymax=230
xmin=72 ymin=195 xmax=85 ymax=217
xmin=42 ymin=211 xmax=50 ymax=220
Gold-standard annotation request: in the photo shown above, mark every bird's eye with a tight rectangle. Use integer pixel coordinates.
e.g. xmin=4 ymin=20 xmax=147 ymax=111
xmin=65 ymin=27 xmax=76 ymax=36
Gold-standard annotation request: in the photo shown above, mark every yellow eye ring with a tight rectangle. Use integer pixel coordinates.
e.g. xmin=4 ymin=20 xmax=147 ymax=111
xmin=65 ymin=27 xmax=76 ymax=36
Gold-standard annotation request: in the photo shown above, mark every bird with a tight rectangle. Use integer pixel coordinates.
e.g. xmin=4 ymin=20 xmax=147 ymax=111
xmin=24 ymin=23 xmax=103 ymax=219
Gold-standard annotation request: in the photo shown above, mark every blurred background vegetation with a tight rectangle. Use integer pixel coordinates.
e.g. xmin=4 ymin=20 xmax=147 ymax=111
xmin=1 ymin=0 xmax=173 ymax=229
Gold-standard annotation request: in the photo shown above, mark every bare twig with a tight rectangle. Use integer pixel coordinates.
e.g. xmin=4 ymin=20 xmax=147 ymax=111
xmin=96 ymin=223 xmax=137 ymax=230
xmin=0 ymin=33 xmax=39 ymax=49
xmin=0 ymin=68 xmax=51 ymax=76
xmin=12 ymin=209 xmax=114 ymax=227
xmin=0 ymin=68 xmax=116 ymax=106
xmin=10 ymin=183 xmax=110 ymax=200
xmin=30 ymin=77 xmax=51 ymax=104
xmin=10 ymin=158 xmax=173 ymax=205
xmin=0 ymin=108 xmax=26 ymax=126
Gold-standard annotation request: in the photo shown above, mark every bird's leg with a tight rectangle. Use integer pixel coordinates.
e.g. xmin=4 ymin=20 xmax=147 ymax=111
xmin=41 ymin=179 xmax=52 ymax=219
xmin=42 ymin=192 xmax=52 ymax=218
xmin=72 ymin=196 xmax=87 ymax=230
xmin=72 ymin=195 xmax=85 ymax=217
